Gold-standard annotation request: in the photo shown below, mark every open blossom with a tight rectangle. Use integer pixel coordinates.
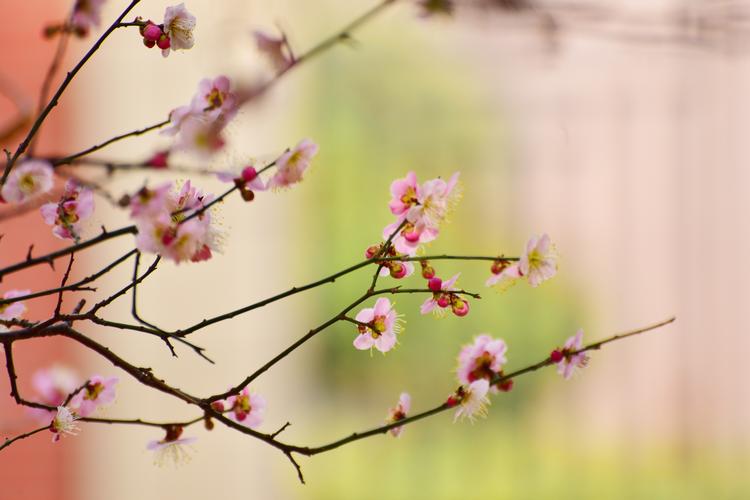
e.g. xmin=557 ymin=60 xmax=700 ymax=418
xmin=267 ymin=139 xmax=319 ymax=189
xmin=519 ymin=233 xmax=557 ymax=287
xmin=225 ymin=389 xmax=266 ymax=428
xmin=385 ymin=392 xmax=411 ymax=437
xmin=71 ymin=0 xmax=106 ymax=34
xmin=175 ymin=116 xmax=226 ymax=157
xmin=147 ymin=426 xmax=197 ymax=466
xmin=50 ymin=406 xmax=79 ymax=442
xmin=254 ymin=30 xmax=294 ymax=72
xmin=457 ymin=335 xmax=509 ymax=393
xmin=40 ymin=180 xmax=94 ymax=240
xmin=0 ymin=160 xmax=54 ymax=204
xmin=420 ymin=274 xmax=469 ymax=317
xmin=161 ymin=3 xmax=196 ymax=57
xmin=552 ymin=329 xmax=589 ymax=380
xmin=353 ymin=298 xmax=402 ymax=353
xmin=0 ymin=289 xmax=30 ymax=321
xmin=69 ymin=375 xmax=118 ymax=417
xmin=452 ymin=379 xmax=490 ymax=422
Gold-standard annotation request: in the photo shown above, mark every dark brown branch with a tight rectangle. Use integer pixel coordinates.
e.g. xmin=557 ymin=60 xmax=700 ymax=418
xmin=0 ymin=425 xmax=49 ymax=452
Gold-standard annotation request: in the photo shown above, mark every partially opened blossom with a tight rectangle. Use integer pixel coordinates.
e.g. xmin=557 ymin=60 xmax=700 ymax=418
xmin=457 ymin=335 xmax=508 ymax=393
xmin=385 ymin=392 xmax=411 ymax=437
xmin=161 ymin=3 xmax=196 ymax=57
xmin=0 ymin=160 xmax=54 ymax=204
xmin=353 ymin=298 xmax=402 ymax=353
xmin=50 ymin=406 xmax=79 ymax=442
xmin=451 ymin=379 xmax=490 ymax=422
xmin=254 ymin=30 xmax=294 ymax=72
xmin=69 ymin=375 xmax=118 ymax=417
xmin=147 ymin=426 xmax=197 ymax=466
xmin=420 ymin=274 xmax=468 ymax=317
xmin=0 ymin=289 xmax=30 ymax=321
xmin=70 ymin=0 xmax=106 ymax=35
xmin=485 ymin=260 xmax=522 ymax=290
xmin=267 ymin=139 xmax=319 ymax=189
xmin=40 ymin=180 xmax=94 ymax=241
xmin=519 ymin=233 xmax=557 ymax=287
xmin=552 ymin=328 xmax=589 ymax=380
xmin=225 ymin=388 xmax=266 ymax=428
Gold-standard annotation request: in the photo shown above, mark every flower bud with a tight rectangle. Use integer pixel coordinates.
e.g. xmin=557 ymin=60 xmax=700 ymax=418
xmin=241 ymin=166 xmax=258 ymax=182
xmin=420 ymin=261 xmax=435 ymax=279
xmin=496 ymin=379 xmax=514 ymax=392
xmin=143 ymin=23 xmax=163 ymax=42
xmin=210 ymin=401 xmax=225 ymax=412
xmin=436 ymin=295 xmax=450 ymax=308
xmin=428 ymin=277 xmax=443 ymax=292
xmin=143 ymin=38 xmax=156 ymax=48
xmin=365 ymin=244 xmax=381 ymax=259
xmin=491 ymin=259 xmax=508 ymax=275
xmin=390 ymin=262 xmax=407 ymax=279
xmin=550 ymin=349 xmax=564 ymax=363
xmin=157 ymin=33 xmax=171 ymax=50
xmin=451 ymin=298 xmax=470 ymax=317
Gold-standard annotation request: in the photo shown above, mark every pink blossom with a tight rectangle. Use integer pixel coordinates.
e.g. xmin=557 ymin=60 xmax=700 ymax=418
xmin=161 ymin=3 xmax=196 ymax=57
xmin=267 ymin=139 xmax=319 ymax=189
xmin=554 ymin=328 xmax=589 ymax=380
xmin=50 ymin=406 xmax=79 ymax=442
xmin=254 ymin=30 xmax=294 ymax=72
xmin=129 ymin=182 xmax=172 ymax=218
xmin=69 ymin=375 xmax=118 ymax=417
xmin=146 ymin=150 xmax=170 ymax=168
xmin=485 ymin=261 xmax=522 ymax=289
xmin=175 ymin=116 xmax=226 ymax=157
xmin=216 ymin=166 xmax=266 ymax=191
xmin=191 ymin=76 xmax=237 ymax=122
xmin=519 ymin=233 xmax=557 ymax=287
xmin=385 ymin=392 xmax=411 ymax=437
xmin=407 ymin=172 xmax=460 ymax=231
xmin=452 ymin=379 xmax=490 ymax=422
xmin=71 ymin=0 xmax=106 ymax=35
xmin=28 ymin=366 xmax=78 ymax=424
xmin=388 ymin=171 xmax=419 ymax=216
xmin=353 ymin=298 xmax=401 ymax=353
xmin=40 ymin=180 xmax=94 ymax=241
xmin=225 ymin=388 xmax=266 ymax=428
xmin=147 ymin=426 xmax=197 ymax=466
xmin=420 ymin=273 xmax=460 ymax=315
xmin=457 ymin=335 xmax=508 ymax=393
xmin=0 ymin=160 xmax=54 ymax=204
xmin=0 ymin=289 xmax=30 ymax=321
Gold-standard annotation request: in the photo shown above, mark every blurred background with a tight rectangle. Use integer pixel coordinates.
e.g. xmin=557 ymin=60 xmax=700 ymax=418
xmin=1 ymin=0 xmax=749 ymax=498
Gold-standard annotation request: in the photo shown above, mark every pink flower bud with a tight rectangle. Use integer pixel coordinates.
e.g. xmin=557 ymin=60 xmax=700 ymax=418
xmin=550 ymin=349 xmax=564 ymax=363
xmin=241 ymin=166 xmax=258 ymax=183
xmin=143 ymin=23 xmax=163 ymax=42
xmin=157 ymin=33 xmax=171 ymax=50
xmin=143 ymin=38 xmax=156 ymax=48
xmin=404 ymin=230 xmax=420 ymax=243
xmin=365 ymin=245 xmax=381 ymax=259
xmin=421 ymin=262 xmax=435 ymax=279
xmin=146 ymin=150 xmax=169 ymax=168
xmin=496 ymin=379 xmax=514 ymax=392
xmin=436 ymin=295 xmax=450 ymax=308
xmin=451 ymin=298 xmax=470 ymax=317
xmin=210 ymin=401 xmax=225 ymax=412
xmin=428 ymin=277 xmax=443 ymax=292
xmin=491 ymin=259 xmax=508 ymax=275
xmin=390 ymin=262 xmax=407 ymax=279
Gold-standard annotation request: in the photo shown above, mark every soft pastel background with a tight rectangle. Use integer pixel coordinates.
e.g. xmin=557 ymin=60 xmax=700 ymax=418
xmin=1 ymin=0 xmax=749 ymax=498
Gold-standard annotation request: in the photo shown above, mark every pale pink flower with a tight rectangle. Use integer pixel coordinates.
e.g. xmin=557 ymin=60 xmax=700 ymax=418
xmin=420 ymin=274 xmax=466 ymax=316
xmin=147 ymin=426 xmax=197 ymax=466
xmin=254 ymin=30 xmax=294 ymax=72
xmin=71 ymin=0 xmax=106 ymax=34
xmin=1 ymin=160 xmax=54 ymax=204
xmin=407 ymin=172 xmax=460 ymax=231
xmin=31 ymin=366 xmax=78 ymax=406
xmin=0 ymin=289 xmax=30 ymax=321
xmin=190 ymin=76 xmax=237 ymax=121
xmin=161 ymin=104 xmax=194 ymax=137
xmin=353 ymin=298 xmax=402 ymax=353
xmin=69 ymin=375 xmax=118 ymax=417
xmin=50 ymin=406 xmax=79 ymax=442
xmin=267 ymin=139 xmax=319 ymax=189
xmin=552 ymin=328 xmax=589 ymax=380
xmin=452 ymin=379 xmax=491 ymax=422
xmin=162 ymin=3 xmax=196 ymax=57
xmin=456 ymin=335 xmax=508 ymax=392
xmin=225 ymin=388 xmax=266 ymax=428
xmin=388 ymin=171 xmax=419 ymax=216
xmin=129 ymin=182 xmax=172 ymax=218
xmin=40 ymin=180 xmax=94 ymax=241
xmin=485 ymin=261 xmax=522 ymax=289
xmin=519 ymin=233 xmax=557 ymax=287
xmin=385 ymin=392 xmax=411 ymax=437
xmin=175 ymin=116 xmax=226 ymax=157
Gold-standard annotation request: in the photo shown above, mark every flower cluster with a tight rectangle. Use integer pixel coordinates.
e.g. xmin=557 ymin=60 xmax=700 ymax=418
xmin=551 ymin=329 xmax=589 ymax=379
xmin=486 ymin=233 xmax=558 ymax=289
xmin=130 ymin=180 xmax=220 ymax=263
xmin=0 ymin=160 xmax=53 ymax=204
xmin=385 ymin=392 xmax=411 ymax=437
xmin=420 ymin=274 xmax=469 ymax=317
xmin=353 ymin=298 xmax=402 ymax=353
xmin=456 ymin=334 xmax=513 ymax=393
xmin=139 ymin=3 xmax=196 ymax=57
xmin=40 ymin=180 xmax=94 ymax=241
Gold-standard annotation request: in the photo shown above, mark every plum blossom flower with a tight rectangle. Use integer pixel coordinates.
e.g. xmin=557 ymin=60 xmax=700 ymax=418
xmin=388 ymin=171 xmax=419 ymax=217
xmin=161 ymin=3 xmax=196 ymax=57
xmin=420 ymin=274 xmax=469 ymax=317
xmin=147 ymin=426 xmax=197 ymax=466
xmin=0 ymin=160 xmax=54 ymax=204
xmin=217 ymin=165 xmax=266 ymax=201
xmin=69 ymin=375 xmax=118 ymax=417
xmin=353 ymin=298 xmax=402 ymax=353
xmin=519 ymin=233 xmax=557 ymax=287
xmin=457 ymin=335 xmax=509 ymax=393
xmin=385 ymin=392 xmax=411 ymax=437
xmin=174 ymin=116 xmax=226 ymax=157
xmin=224 ymin=388 xmax=266 ymax=428
xmin=50 ymin=406 xmax=79 ymax=442
xmin=27 ymin=366 xmax=78 ymax=423
xmin=267 ymin=139 xmax=319 ymax=190
xmin=128 ymin=182 xmax=172 ymax=218
xmin=40 ymin=180 xmax=94 ymax=241
xmin=71 ymin=0 xmax=106 ymax=35
xmin=451 ymin=379 xmax=490 ymax=422
xmin=0 ymin=289 xmax=30 ymax=321
xmin=254 ymin=30 xmax=294 ymax=72
xmin=551 ymin=329 xmax=589 ymax=380
xmin=190 ymin=76 xmax=238 ymax=122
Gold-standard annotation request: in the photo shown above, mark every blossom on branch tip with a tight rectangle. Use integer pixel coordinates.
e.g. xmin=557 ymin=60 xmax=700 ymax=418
xmin=553 ymin=328 xmax=589 ymax=380
xmin=456 ymin=334 xmax=508 ymax=393
xmin=385 ymin=392 xmax=411 ymax=437
xmin=50 ymin=406 xmax=79 ymax=442
xmin=519 ymin=233 xmax=557 ymax=287
xmin=0 ymin=160 xmax=53 ymax=204
xmin=40 ymin=180 xmax=94 ymax=241
xmin=147 ymin=426 xmax=197 ymax=466
xmin=267 ymin=139 xmax=319 ymax=190
xmin=254 ymin=30 xmax=294 ymax=72
xmin=353 ymin=298 xmax=402 ymax=353
xmin=69 ymin=375 xmax=118 ymax=417
xmin=0 ymin=289 xmax=30 ymax=320
xmin=451 ymin=379 xmax=490 ymax=422
xmin=225 ymin=388 xmax=266 ymax=428
xmin=161 ymin=3 xmax=196 ymax=57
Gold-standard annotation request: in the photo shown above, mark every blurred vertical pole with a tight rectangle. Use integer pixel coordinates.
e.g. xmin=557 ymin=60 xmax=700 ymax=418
xmin=0 ymin=1 xmax=79 ymax=499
